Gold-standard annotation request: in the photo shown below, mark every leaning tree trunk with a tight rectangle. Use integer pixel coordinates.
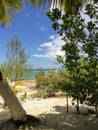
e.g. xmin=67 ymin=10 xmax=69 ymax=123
xmin=0 ymin=71 xmax=27 ymax=122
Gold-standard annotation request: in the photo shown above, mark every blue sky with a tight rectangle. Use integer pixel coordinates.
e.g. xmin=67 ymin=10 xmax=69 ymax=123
xmin=0 ymin=4 xmax=64 ymax=69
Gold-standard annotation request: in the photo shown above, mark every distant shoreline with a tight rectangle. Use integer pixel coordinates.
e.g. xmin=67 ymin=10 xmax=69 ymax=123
xmin=23 ymin=68 xmax=58 ymax=80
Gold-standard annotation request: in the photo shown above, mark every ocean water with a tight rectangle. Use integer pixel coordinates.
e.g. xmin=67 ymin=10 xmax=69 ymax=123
xmin=24 ymin=69 xmax=50 ymax=80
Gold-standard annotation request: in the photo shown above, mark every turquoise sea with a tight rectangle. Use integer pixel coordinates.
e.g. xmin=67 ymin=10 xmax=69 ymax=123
xmin=24 ymin=69 xmax=52 ymax=80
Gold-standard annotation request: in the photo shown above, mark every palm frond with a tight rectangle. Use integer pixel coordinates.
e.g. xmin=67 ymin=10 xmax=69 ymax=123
xmin=0 ymin=0 xmax=22 ymax=26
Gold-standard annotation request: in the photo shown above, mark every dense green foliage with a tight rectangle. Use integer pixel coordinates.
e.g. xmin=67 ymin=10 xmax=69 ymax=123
xmin=35 ymin=69 xmax=61 ymax=98
xmin=46 ymin=2 xmax=98 ymax=114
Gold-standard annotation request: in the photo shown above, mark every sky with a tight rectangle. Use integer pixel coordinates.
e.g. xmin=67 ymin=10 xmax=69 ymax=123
xmin=0 ymin=4 xmax=64 ymax=69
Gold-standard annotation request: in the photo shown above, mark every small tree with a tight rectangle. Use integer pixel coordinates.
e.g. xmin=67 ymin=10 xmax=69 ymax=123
xmin=34 ymin=68 xmax=45 ymax=88
xmin=58 ymin=70 xmax=72 ymax=113
xmin=1 ymin=35 xmax=29 ymax=87
xmin=46 ymin=69 xmax=60 ymax=96
xmin=35 ymin=69 xmax=61 ymax=98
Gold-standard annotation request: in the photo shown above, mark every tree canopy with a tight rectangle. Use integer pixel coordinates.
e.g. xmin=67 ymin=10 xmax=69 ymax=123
xmin=47 ymin=1 xmax=98 ymax=114
xmin=0 ymin=0 xmax=97 ymax=26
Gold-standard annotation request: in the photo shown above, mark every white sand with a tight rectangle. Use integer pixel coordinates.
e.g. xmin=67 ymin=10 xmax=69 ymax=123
xmin=23 ymin=97 xmax=72 ymax=115
xmin=0 ymin=95 xmax=98 ymax=130
xmin=0 ymin=80 xmax=98 ymax=130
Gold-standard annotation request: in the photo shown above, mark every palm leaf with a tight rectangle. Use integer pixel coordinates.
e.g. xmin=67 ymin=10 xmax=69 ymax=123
xmin=0 ymin=0 xmax=22 ymax=26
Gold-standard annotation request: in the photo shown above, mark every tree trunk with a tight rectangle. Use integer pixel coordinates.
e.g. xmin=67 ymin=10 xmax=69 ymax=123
xmin=0 ymin=72 xmax=27 ymax=122
xmin=76 ymin=98 xmax=80 ymax=114
xmin=66 ymin=94 xmax=69 ymax=113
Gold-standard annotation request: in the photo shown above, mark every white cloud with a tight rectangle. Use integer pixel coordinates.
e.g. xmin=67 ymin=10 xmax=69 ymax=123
xmin=31 ymin=62 xmax=61 ymax=69
xmin=49 ymin=35 xmax=55 ymax=40
xmin=39 ymin=26 xmax=47 ymax=32
xmin=33 ymin=35 xmax=65 ymax=61
xmin=40 ymin=42 xmax=53 ymax=48
xmin=33 ymin=54 xmax=45 ymax=58
xmin=37 ymin=48 xmax=43 ymax=51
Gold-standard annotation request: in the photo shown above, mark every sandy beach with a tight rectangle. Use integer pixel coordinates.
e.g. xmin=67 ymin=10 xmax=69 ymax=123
xmin=0 ymin=80 xmax=98 ymax=130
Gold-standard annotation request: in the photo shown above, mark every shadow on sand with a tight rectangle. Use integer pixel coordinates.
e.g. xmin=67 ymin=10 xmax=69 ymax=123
xmin=0 ymin=115 xmax=41 ymax=130
xmin=39 ymin=105 xmax=98 ymax=130
xmin=0 ymin=105 xmax=98 ymax=130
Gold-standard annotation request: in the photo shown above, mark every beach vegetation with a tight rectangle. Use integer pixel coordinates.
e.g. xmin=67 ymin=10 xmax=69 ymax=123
xmin=34 ymin=68 xmax=45 ymax=88
xmin=0 ymin=35 xmax=29 ymax=89
xmin=47 ymin=1 xmax=98 ymax=114
xmin=35 ymin=69 xmax=61 ymax=98
xmin=0 ymin=0 xmax=98 ymax=125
